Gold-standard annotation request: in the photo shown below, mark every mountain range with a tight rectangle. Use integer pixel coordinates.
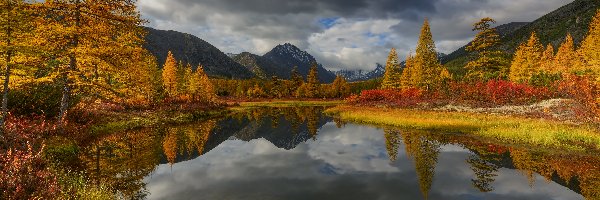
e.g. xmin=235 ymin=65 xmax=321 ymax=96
xmin=143 ymin=0 xmax=600 ymax=82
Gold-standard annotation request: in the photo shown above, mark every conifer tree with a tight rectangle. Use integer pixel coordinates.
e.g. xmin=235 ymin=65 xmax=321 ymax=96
xmin=329 ymin=75 xmax=350 ymax=98
xmin=539 ymin=44 xmax=555 ymax=73
xmin=509 ymin=32 xmax=544 ymax=83
xmin=0 ymin=0 xmax=37 ymax=125
xmin=400 ymin=53 xmax=415 ymax=89
xmin=413 ymin=18 xmax=443 ymax=90
xmin=465 ymin=18 xmax=509 ymax=81
xmin=381 ymin=48 xmax=402 ymax=89
xmin=290 ymin=66 xmax=304 ymax=92
xmin=554 ymin=34 xmax=576 ymax=74
xmin=195 ymin=65 xmax=216 ymax=102
xmin=40 ymin=0 xmax=145 ymax=124
xmin=577 ymin=9 xmax=600 ymax=79
xmin=305 ymin=62 xmax=321 ymax=98
xmin=162 ymin=51 xmax=178 ymax=97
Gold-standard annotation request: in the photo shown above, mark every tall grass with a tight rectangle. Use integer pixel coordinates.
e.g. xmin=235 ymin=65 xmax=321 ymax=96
xmin=326 ymin=106 xmax=600 ymax=151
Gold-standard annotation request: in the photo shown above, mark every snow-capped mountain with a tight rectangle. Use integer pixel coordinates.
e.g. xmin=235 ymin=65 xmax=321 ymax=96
xmin=263 ymin=43 xmax=336 ymax=83
xmin=334 ymin=63 xmax=385 ymax=82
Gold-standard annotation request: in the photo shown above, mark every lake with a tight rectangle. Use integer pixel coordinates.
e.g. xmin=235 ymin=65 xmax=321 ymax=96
xmin=73 ymin=106 xmax=598 ymax=200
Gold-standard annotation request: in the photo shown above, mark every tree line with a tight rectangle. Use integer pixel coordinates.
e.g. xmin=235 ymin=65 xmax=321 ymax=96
xmin=381 ymin=11 xmax=600 ymax=95
xmin=212 ymin=63 xmax=352 ymax=99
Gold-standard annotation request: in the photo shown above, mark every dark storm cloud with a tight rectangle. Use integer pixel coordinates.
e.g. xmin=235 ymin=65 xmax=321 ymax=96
xmin=137 ymin=0 xmax=574 ymax=71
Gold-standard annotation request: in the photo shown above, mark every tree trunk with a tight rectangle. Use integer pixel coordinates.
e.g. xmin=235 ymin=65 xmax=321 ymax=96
xmin=1 ymin=2 xmax=13 ymax=130
xmin=1 ymin=51 xmax=12 ymax=127
xmin=58 ymin=0 xmax=81 ymax=128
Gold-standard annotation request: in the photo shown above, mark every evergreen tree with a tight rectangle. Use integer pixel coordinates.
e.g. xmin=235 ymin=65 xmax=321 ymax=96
xmin=162 ymin=51 xmax=178 ymax=97
xmin=465 ymin=18 xmax=509 ymax=81
xmin=554 ymin=34 xmax=576 ymax=75
xmin=509 ymin=32 xmax=544 ymax=83
xmin=381 ymin=48 xmax=402 ymax=89
xmin=414 ymin=18 xmax=443 ymax=90
xmin=305 ymin=62 xmax=321 ymax=98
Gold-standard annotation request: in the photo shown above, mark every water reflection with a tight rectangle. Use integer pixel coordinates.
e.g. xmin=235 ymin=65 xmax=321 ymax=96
xmin=69 ymin=106 xmax=599 ymax=200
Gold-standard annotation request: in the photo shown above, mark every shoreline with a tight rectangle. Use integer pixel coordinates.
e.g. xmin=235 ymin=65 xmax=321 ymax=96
xmin=325 ymin=105 xmax=600 ymax=153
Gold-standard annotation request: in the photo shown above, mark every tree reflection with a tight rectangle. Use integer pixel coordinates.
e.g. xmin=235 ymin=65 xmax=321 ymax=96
xmin=467 ymin=154 xmax=499 ymax=192
xmin=400 ymin=130 xmax=441 ymax=200
xmin=161 ymin=120 xmax=217 ymax=165
xmin=384 ymin=128 xmax=402 ymax=162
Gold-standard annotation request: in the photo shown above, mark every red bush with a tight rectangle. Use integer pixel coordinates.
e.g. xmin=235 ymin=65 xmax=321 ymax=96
xmin=0 ymin=115 xmax=60 ymax=200
xmin=350 ymin=80 xmax=556 ymax=108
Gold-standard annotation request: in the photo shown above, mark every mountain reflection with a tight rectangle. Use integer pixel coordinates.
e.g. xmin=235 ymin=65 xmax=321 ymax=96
xmin=71 ymin=107 xmax=599 ymax=200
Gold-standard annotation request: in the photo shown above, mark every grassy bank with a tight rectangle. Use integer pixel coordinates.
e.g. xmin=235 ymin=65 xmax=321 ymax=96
xmin=232 ymin=100 xmax=342 ymax=110
xmin=88 ymin=107 xmax=230 ymax=136
xmin=326 ymin=106 xmax=600 ymax=152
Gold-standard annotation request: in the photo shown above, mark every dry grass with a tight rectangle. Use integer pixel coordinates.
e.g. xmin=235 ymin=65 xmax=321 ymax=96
xmin=326 ymin=106 xmax=600 ymax=151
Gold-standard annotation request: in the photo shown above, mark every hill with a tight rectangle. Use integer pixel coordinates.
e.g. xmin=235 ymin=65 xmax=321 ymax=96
xmin=143 ymin=27 xmax=255 ymax=79
xmin=443 ymin=0 xmax=600 ymax=76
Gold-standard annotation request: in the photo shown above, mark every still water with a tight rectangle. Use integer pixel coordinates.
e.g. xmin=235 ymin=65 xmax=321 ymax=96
xmin=77 ymin=106 xmax=598 ymax=200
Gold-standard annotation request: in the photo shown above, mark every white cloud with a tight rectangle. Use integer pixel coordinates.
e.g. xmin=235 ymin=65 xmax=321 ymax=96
xmin=137 ymin=0 xmax=574 ymax=71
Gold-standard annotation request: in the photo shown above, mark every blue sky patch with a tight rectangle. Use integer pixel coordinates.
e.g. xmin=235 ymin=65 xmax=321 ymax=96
xmin=318 ymin=17 xmax=340 ymax=29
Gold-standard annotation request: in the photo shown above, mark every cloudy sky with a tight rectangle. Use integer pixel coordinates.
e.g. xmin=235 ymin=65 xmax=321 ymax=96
xmin=137 ymin=0 xmax=574 ymax=71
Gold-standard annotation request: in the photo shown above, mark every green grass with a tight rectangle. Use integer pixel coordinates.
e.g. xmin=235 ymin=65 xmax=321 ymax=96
xmin=326 ymin=106 xmax=600 ymax=151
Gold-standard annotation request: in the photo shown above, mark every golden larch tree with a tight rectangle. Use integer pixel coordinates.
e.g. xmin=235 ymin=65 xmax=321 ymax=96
xmin=40 ymin=0 xmax=145 ymax=124
xmin=195 ymin=65 xmax=216 ymax=103
xmin=509 ymin=32 xmax=544 ymax=83
xmin=400 ymin=53 xmax=414 ymax=89
xmin=305 ymin=62 xmax=321 ymax=98
xmin=162 ymin=51 xmax=178 ymax=97
xmin=413 ymin=18 xmax=443 ymax=90
xmin=554 ymin=34 xmax=576 ymax=75
xmin=577 ymin=9 xmax=600 ymax=82
xmin=381 ymin=48 xmax=402 ymax=89
xmin=0 ymin=0 xmax=38 ymax=125
xmin=539 ymin=44 xmax=555 ymax=74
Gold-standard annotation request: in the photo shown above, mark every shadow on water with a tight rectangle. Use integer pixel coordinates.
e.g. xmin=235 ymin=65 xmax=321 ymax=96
xmin=57 ymin=106 xmax=599 ymax=200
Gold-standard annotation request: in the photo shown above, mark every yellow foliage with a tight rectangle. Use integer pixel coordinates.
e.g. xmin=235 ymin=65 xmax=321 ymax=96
xmin=162 ymin=51 xmax=178 ymax=97
xmin=509 ymin=32 xmax=544 ymax=83
xmin=381 ymin=48 xmax=402 ymax=89
xmin=554 ymin=34 xmax=576 ymax=74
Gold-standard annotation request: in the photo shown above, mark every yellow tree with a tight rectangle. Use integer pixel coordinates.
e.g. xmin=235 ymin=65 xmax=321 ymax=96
xmin=400 ymin=53 xmax=414 ymax=88
xmin=539 ymin=44 xmax=555 ymax=73
xmin=554 ymin=34 xmax=576 ymax=74
xmin=509 ymin=32 xmax=544 ymax=83
xmin=305 ymin=62 xmax=321 ymax=98
xmin=195 ymin=65 xmax=216 ymax=102
xmin=162 ymin=51 xmax=178 ymax=97
xmin=465 ymin=18 xmax=509 ymax=81
xmin=413 ymin=18 xmax=443 ymax=90
xmin=329 ymin=75 xmax=350 ymax=98
xmin=0 ymin=0 xmax=37 ymax=125
xmin=577 ymin=9 xmax=600 ymax=81
xmin=381 ymin=48 xmax=402 ymax=89
xmin=40 ymin=0 xmax=145 ymax=124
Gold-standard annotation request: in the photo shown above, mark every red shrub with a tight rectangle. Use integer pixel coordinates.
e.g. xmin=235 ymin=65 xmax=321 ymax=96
xmin=351 ymin=80 xmax=556 ymax=108
xmin=0 ymin=115 xmax=60 ymax=200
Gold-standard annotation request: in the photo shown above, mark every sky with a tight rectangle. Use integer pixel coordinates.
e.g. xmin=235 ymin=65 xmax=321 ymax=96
xmin=137 ymin=0 xmax=574 ymax=71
